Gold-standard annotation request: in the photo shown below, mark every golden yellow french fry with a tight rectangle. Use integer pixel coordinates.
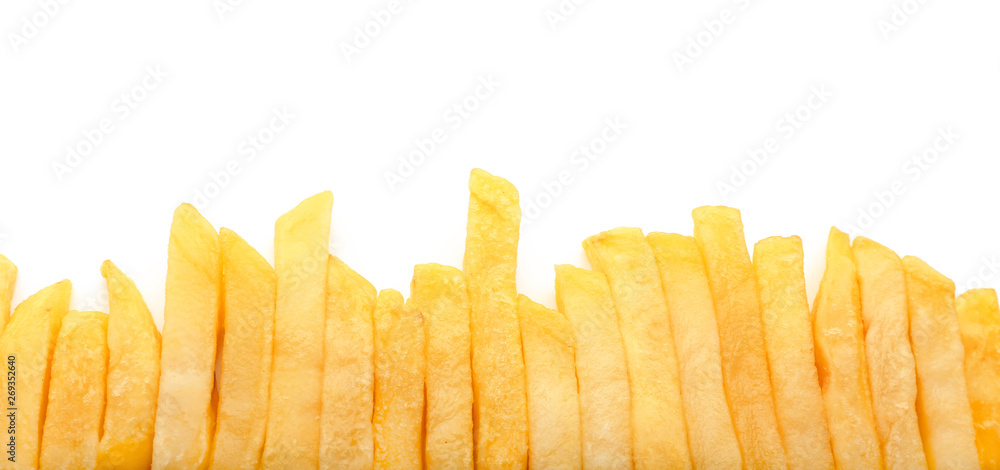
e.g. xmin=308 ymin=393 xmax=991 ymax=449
xmin=955 ymin=288 xmax=1000 ymax=468
xmin=554 ymin=265 xmax=632 ymax=470
xmin=0 ymin=255 xmax=16 ymax=335
xmin=0 ymin=279 xmax=71 ymax=470
xmin=320 ymin=256 xmax=377 ymax=470
xmin=98 ymin=261 xmax=161 ymax=470
xmin=852 ymin=237 xmax=925 ymax=469
xmin=904 ymin=255 xmax=979 ymax=469
xmin=691 ymin=206 xmax=786 ymax=468
xmin=264 ymin=191 xmax=333 ymax=470
xmin=39 ymin=311 xmax=108 ymax=470
xmin=463 ymin=169 xmax=527 ymax=468
xmin=373 ymin=290 xmax=425 ymax=470
xmin=647 ymin=232 xmax=742 ymax=470
xmin=152 ymin=203 xmax=222 ymax=470
xmin=583 ymin=227 xmax=690 ymax=469
xmin=211 ymin=228 xmax=276 ymax=469
xmin=752 ymin=236 xmax=834 ymax=470
xmin=517 ymin=295 xmax=582 ymax=469
xmin=812 ymin=228 xmax=881 ymax=468
xmin=410 ymin=263 xmax=473 ymax=470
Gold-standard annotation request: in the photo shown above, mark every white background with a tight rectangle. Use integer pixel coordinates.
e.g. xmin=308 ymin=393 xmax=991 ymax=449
xmin=2 ymin=0 xmax=999 ymax=326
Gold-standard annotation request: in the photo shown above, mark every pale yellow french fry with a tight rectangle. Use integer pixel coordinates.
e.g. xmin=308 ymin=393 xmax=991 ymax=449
xmin=691 ymin=206 xmax=786 ymax=468
xmin=904 ymin=255 xmax=979 ymax=469
xmin=264 ymin=191 xmax=333 ymax=470
xmin=812 ymin=228 xmax=882 ymax=468
xmin=373 ymin=290 xmax=425 ymax=470
xmin=0 ymin=280 xmax=71 ymax=470
xmin=554 ymin=265 xmax=632 ymax=470
xmin=955 ymin=288 xmax=1000 ymax=468
xmin=518 ymin=295 xmax=582 ymax=470
xmin=153 ymin=204 xmax=222 ymax=470
xmin=410 ymin=264 xmax=473 ymax=470
xmin=211 ymin=228 xmax=276 ymax=469
xmin=852 ymin=237 xmax=925 ymax=469
xmin=320 ymin=256 xmax=377 ymax=470
xmin=583 ymin=227 xmax=690 ymax=469
xmin=0 ymin=255 xmax=16 ymax=335
xmin=39 ymin=311 xmax=109 ymax=470
xmin=98 ymin=261 xmax=161 ymax=470
xmin=463 ymin=169 xmax=527 ymax=468
xmin=752 ymin=236 xmax=834 ymax=470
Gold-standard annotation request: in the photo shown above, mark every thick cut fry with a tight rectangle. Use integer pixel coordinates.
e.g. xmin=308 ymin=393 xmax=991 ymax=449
xmin=955 ymin=288 xmax=1000 ymax=468
xmin=373 ymin=290 xmax=425 ymax=470
xmin=264 ymin=191 xmax=333 ymax=470
xmin=583 ymin=227 xmax=690 ymax=470
xmin=153 ymin=203 xmax=222 ymax=470
xmin=410 ymin=264 xmax=473 ymax=470
xmin=211 ymin=228 xmax=276 ymax=469
xmin=98 ymin=261 xmax=161 ymax=469
xmin=852 ymin=237 xmax=925 ymax=469
xmin=40 ymin=311 xmax=109 ymax=470
xmin=463 ymin=169 xmax=527 ymax=469
xmin=904 ymin=256 xmax=979 ymax=469
xmin=691 ymin=206 xmax=787 ymax=468
xmin=320 ymin=256 xmax=377 ymax=470
xmin=518 ymin=295 xmax=582 ymax=470
xmin=0 ymin=255 xmax=15 ymax=335
xmin=0 ymin=280 xmax=71 ymax=470
xmin=752 ymin=236 xmax=834 ymax=470
xmin=647 ymin=232 xmax=741 ymax=470
xmin=554 ymin=265 xmax=632 ymax=470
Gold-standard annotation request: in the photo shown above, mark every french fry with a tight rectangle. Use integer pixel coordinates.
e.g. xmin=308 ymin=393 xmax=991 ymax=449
xmin=691 ymin=206 xmax=786 ymax=468
xmin=98 ymin=261 xmax=161 ymax=469
xmin=903 ymin=255 xmax=979 ymax=469
xmin=647 ymin=232 xmax=741 ymax=470
xmin=583 ymin=227 xmax=690 ymax=469
xmin=211 ymin=228 xmax=276 ymax=469
xmin=264 ymin=191 xmax=333 ymax=469
xmin=39 ymin=311 xmax=109 ymax=469
xmin=373 ymin=290 xmax=425 ymax=470
xmin=852 ymin=237 xmax=925 ymax=469
xmin=152 ymin=203 xmax=222 ymax=470
xmin=955 ymin=288 xmax=1000 ymax=468
xmin=812 ymin=228 xmax=881 ymax=468
xmin=0 ymin=255 xmax=15 ymax=335
xmin=752 ymin=236 xmax=834 ymax=470
xmin=463 ymin=169 xmax=527 ymax=468
xmin=0 ymin=279 xmax=71 ymax=470
xmin=320 ymin=256 xmax=377 ymax=470
xmin=517 ymin=295 xmax=582 ymax=470
xmin=410 ymin=263 xmax=473 ymax=470
xmin=554 ymin=265 xmax=632 ymax=470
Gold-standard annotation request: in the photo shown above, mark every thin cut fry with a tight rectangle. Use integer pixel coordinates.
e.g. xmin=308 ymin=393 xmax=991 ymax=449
xmin=410 ymin=263 xmax=473 ymax=470
xmin=554 ymin=265 xmax=632 ymax=470
xmin=647 ymin=232 xmax=741 ymax=470
xmin=320 ymin=256 xmax=377 ymax=470
xmin=463 ymin=169 xmax=527 ymax=468
xmin=153 ymin=203 xmax=222 ymax=470
xmin=955 ymin=288 xmax=1000 ymax=468
xmin=691 ymin=206 xmax=786 ymax=468
xmin=518 ymin=295 xmax=582 ymax=470
xmin=752 ymin=236 xmax=834 ymax=470
xmin=583 ymin=227 xmax=690 ymax=469
xmin=0 ymin=255 xmax=15 ymax=335
xmin=903 ymin=255 xmax=979 ymax=469
xmin=852 ymin=237 xmax=925 ymax=469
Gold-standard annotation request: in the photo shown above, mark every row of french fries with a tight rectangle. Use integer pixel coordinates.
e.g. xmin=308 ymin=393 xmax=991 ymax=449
xmin=0 ymin=168 xmax=997 ymax=470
